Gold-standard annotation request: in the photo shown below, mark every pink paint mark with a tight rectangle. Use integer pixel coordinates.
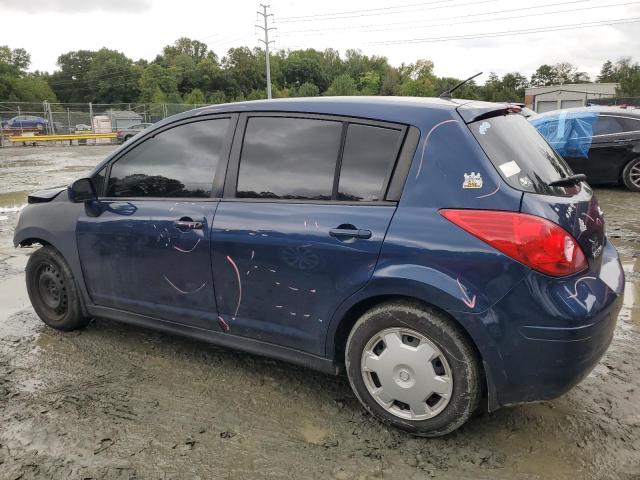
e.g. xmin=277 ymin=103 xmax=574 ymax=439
xmin=275 ymin=305 xmax=283 ymax=309
xmin=251 ymin=250 xmax=255 ymax=260
xmin=173 ymin=238 xmax=201 ymax=253
xmin=456 ymin=277 xmax=476 ymax=309
xmin=275 ymin=281 xmax=281 ymax=285
xmin=290 ymin=312 xmax=297 ymax=316
xmin=163 ymin=276 xmax=206 ymax=295
xmin=288 ymin=286 xmax=299 ymax=291
xmin=217 ymin=316 xmax=230 ymax=332
xmin=476 ymin=184 xmax=500 ymax=199
xmin=226 ymin=255 xmax=242 ymax=317
xmin=268 ymin=269 xmax=277 ymax=273
xmin=567 ymin=276 xmax=597 ymax=299
xmin=309 ymin=289 xmax=316 ymax=293
xmin=415 ymin=119 xmax=460 ymax=179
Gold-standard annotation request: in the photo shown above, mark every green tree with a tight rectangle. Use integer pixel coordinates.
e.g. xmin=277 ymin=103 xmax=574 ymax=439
xmin=358 ymin=71 xmax=380 ymax=95
xmin=85 ymin=48 xmax=139 ymax=103
xmin=597 ymin=60 xmax=617 ymax=82
xmin=398 ymin=60 xmax=437 ymax=97
xmin=48 ymin=50 xmax=94 ymax=102
xmin=294 ymin=81 xmax=320 ymax=97
xmin=325 ymin=74 xmax=358 ymax=96
xmin=139 ymin=63 xmax=180 ymax=103
xmin=184 ymin=88 xmax=205 ymax=104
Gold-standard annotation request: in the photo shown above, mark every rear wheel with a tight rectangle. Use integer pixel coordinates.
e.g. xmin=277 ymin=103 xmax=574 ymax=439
xmin=345 ymin=301 xmax=481 ymax=437
xmin=26 ymin=246 xmax=90 ymax=331
xmin=622 ymin=158 xmax=640 ymax=191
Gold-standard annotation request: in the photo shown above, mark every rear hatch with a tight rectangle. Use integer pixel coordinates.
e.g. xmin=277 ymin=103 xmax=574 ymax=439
xmin=462 ymin=108 xmax=605 ymax=274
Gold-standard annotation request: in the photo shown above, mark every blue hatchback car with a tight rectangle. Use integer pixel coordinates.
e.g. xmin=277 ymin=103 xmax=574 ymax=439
xmin=14 ymin=97 xmax=625 ymax=436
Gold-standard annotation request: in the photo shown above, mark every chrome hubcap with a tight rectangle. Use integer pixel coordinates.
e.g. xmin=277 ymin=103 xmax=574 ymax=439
xmin=630 ymin=163 xmax=640 ymax=188
xmin=361 ymin=327 xmax=453 ymax=421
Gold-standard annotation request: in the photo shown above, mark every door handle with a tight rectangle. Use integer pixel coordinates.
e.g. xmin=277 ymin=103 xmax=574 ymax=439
xmin=329 ymin=228 xmax=372 ymax=239
xmin=174 ymin=218 xmax=204 ymax=231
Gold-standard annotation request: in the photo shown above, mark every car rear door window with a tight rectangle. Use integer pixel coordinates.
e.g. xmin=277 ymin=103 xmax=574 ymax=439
xmin=620 ymin=117 xmax=640 ymax=133
xmin=236 ymin=117 xmax=342 ymax=200
xmin=337 ymin=124 xmax=402 ymax=201
xmin=593 ymin=116 xmax=624 ymax=136
xmin=107 ymin=118 xmax=230 ymax=198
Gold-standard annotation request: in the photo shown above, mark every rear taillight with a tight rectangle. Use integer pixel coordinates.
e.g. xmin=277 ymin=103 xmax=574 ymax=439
xmin=440 ymin=209 xmax=587 ymax=277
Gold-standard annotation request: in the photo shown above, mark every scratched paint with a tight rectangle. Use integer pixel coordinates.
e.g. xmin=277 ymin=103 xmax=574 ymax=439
xmin=456 ymin=277 xmax=477 ymax=309
xmin=226 ymin=255 xmax=242 ymax=318
xmin=476 ymin=184 xmax=500 ymax=199
xmin=163 ymin=276 xmax=206 ymax=295
xmin=415 ymin=119 xmax=460 ymax=179
xmin=173 ymin=238 xmax=201 ymax=253
xmin=217 ymin=316 xmax=230 ymax=332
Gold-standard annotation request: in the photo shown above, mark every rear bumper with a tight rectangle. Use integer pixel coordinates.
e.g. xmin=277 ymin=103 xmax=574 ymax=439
xmin=468 ymin=239 xmax=624 ymax=408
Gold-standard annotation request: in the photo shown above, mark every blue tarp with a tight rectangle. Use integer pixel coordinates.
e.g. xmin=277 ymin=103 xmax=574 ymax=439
xmin=530 ymin=111 xmax=599 ymax=158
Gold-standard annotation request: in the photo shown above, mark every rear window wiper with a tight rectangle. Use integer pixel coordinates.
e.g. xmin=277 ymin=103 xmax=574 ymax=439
xmin=547 ymin=174 xmax=587 ymax=187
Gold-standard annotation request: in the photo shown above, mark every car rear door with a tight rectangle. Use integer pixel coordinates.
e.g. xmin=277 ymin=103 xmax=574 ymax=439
xmin=210 ymin=113 xmax=409 ymax=355
xmin=588 ymin=114 xmax=640 ymax=183
xmin=76 ymin=115 xmax=236 ymax=329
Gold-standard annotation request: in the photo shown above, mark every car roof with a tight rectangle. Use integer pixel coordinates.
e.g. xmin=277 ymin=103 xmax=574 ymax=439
xmin=158 ymin=96 xmax=513 ymax=126
xmin=533 ymin=106 xmax=640 ymax=119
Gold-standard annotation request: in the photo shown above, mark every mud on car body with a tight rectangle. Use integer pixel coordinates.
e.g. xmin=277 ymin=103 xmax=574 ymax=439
xmin=14 ymin=97 xmax=625 ymax=436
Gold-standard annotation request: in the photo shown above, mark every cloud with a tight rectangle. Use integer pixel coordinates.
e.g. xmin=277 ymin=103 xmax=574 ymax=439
xmin=0 ymin=0 xmax=150 ymax=13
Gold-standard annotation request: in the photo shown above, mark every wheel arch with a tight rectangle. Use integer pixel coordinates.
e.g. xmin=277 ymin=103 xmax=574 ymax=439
xmin=325 ymin=279 xmax=503 ymax=411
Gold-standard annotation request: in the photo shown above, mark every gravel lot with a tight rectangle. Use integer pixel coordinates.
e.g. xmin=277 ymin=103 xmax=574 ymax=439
xmin=0 ymin=146 xmax=638 ymax=480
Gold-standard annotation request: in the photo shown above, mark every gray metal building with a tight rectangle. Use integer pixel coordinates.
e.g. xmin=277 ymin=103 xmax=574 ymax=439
xmin=525 ymin=83 xmax=619 ymax=113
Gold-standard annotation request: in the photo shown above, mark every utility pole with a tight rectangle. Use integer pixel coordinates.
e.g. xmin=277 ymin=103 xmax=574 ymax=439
xmin=256 ymin=4 xmax=275 ymax=99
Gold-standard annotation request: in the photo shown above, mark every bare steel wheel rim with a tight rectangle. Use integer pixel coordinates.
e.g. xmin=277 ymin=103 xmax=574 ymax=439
xmin=630 ymin=163 xmax=640 ymax=188
xmin=36 ymin=263 xmax=68 ymax=321
xmin=361 ymin=327 xmax=453 ymax=421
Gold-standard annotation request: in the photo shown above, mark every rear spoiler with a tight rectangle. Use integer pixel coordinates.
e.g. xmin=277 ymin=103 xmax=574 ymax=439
xmin=455 ymin=101 xmax=523 ymax=123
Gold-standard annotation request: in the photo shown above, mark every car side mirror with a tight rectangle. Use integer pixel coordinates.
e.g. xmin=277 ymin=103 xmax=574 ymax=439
xmin=69 ymin=178 xmax=97 ymax=203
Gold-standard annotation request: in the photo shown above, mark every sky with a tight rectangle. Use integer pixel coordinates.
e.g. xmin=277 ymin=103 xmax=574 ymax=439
xmin=1 ymin=0 xmax=640 ymax=83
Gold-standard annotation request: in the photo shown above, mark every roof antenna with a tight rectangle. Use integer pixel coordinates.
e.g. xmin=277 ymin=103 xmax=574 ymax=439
xmin=439 ymin=72 xmax=482 ymax=100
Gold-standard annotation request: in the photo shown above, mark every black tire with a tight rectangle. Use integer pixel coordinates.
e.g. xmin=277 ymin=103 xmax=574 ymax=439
xmin=25 ymin=246 xmax=90 ymax=331
xmin=622 ymin=158 xmax=640 ymax=192
xmin=345 ymin=301 xmax=482 ymax=437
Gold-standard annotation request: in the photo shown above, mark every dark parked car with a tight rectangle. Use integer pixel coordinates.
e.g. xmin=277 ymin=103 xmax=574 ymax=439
xmin=116 ymin=122 xmax=153 ymax=143
xmin=2 ymin=115 xmax=49 ymax=131
xmin=14 ymin=98 xmax=624 ymax=436
xmin=531 ymin=107 xmax=640 ymax=191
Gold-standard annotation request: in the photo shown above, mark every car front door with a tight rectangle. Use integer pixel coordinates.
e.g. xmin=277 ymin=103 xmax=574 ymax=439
xmin=76 ymin=115 xmax=236 ymax=329
xmin=587 ymin=114 xmax=638 ymax=183
xmin=211 ymin=113 xmax=408 ymax=355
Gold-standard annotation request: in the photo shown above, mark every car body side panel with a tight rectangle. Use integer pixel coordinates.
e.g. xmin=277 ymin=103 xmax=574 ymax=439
xmin=13 ymin=193 xmax=92 ymax=310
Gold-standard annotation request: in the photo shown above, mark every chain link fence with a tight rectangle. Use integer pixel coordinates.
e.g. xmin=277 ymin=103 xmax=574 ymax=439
xmin=0 ymin=101 xmax=208 ymax=147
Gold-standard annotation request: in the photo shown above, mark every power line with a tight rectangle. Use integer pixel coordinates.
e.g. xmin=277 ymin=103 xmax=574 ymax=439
xmin=369 ymin=16 xmax=640 ymax=45
xmin=277 ymin=0 xmax=454 ymax=21
xmin=277 ymin=0 xmax=605 ymax=35
xmin=276 ymin=0 xmax=499 ymax=23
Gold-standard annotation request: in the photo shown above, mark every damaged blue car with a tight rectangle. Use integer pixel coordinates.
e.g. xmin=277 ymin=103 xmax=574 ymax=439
xmin=14 ymin=97 xmax=625 ymax=436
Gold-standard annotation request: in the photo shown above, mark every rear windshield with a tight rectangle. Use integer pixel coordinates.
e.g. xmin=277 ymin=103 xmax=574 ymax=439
xmin=469 ymin=114 xmax=575 ymax=195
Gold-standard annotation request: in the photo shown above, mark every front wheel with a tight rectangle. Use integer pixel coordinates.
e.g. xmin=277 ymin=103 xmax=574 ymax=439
xmin=622 ymin=158 xmax=640 ymax=192
xmin=345 ymin=301 xmax=482 ymax=437
xmin=25 ymin=246 xmax=90 ymax=331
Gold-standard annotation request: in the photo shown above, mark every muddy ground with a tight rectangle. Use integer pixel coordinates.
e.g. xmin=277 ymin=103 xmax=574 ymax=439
xmin=0 ymin=145 xmax=638 ymax=480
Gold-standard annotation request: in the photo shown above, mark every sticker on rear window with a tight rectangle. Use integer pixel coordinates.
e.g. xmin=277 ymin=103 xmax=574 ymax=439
xmin=478 ymin=122 xmax=491 ymax=135
xmin=498 ymin=160 xmax=521 ymax=177
xmin=462 ymin=172 xmax=483 ymax=189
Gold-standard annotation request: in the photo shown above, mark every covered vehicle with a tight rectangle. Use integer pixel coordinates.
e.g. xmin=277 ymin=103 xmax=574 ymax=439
xmin=530 ymin=107 xmax=640 ymax=191
xmin=14 ymin=97 xmax=624 ymax=437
